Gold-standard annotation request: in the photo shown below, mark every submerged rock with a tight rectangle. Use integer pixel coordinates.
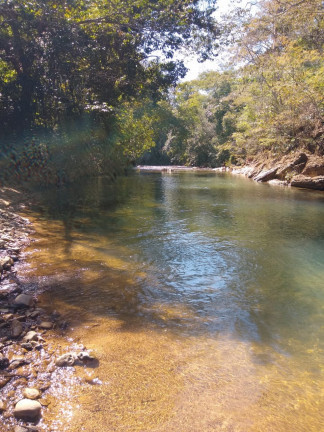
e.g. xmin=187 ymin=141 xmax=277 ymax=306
xmin=38 ymin=321 xmax=53 ymax=330
xmin=0 ymin=256 xmax=14 ymax=270
xmin=23 ymin=331 xmax=39 ymax=342
xmin=21 ymin=342 xmax=33 ymax=351
xmin=14 ymin=294 xmax=34 ymax=307
xmin=23 ymin=387 xmax=41 ymax=400
xmin=14 ymin=426 xmax=29 ymax=432
xmin=56 ymin=351 xmax=98 ymax=367
xmin=0 ymin=353 xmax=9 ymax=369
xmin=55 ymin=352 xmax=78 ymax=367
xmin=78 ymin=351 xmax=97 ymax=364
xmin=13 ymin=399 xmax=42 ymax=421
xmin=11 ymin=319 xmax=23 ymax=338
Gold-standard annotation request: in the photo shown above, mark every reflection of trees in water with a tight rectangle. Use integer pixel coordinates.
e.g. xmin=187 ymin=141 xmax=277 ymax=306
xmin=29 ymin=173 xmax=324 ymax=362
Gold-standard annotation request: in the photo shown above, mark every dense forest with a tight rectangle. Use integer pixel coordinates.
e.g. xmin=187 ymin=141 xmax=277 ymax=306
xmin=142 ymin=0 xmax=324 ymax=167
xmin=0 ymin=0 xmax=219 ymax=183
xmin=0 ymin=0 xmax=323 ymax=184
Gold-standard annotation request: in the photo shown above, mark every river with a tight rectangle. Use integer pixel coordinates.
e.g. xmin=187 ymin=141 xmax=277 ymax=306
xmin=23 ymin=171 xmax=324 ymax=431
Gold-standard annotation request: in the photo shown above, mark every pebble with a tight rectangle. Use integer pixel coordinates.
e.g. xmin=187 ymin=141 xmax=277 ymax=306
xmin=13 ymin=398 xmax=42 ymax=421
xmin=38 ymin=321 xmax=53 ymax=329
xmin=0 ymin=399 xmax=5 ymax=411
xmin=23 ymin=387 xmax=41 ymax=400
xmin=14 ymin=426 xmax=29 ymax=432
xmin=0 ymin=353 xmax=9 ymax=369
xmin=23 ymin=331 xmax=39 ymax=342
xmin=21 ymin=342 xmax=33 ymax=351
xmin=55 ymin=352 xmax=78 ymax=367
xmin=78 ymin=351 xmax=96 ymax=363
xmin=14 ymin=293 xmax=34 ymax=307
xmin=11 ymin=319 xmax=23 ymax=337
xmin=0 ymin=255 xmax=14 ymax=270
xmin=9 ymin=356 xmax=26 ymax=370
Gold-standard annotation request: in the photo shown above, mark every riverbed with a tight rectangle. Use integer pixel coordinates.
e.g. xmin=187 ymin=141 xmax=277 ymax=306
xmin=22 ymin=171 xmax=324 ymax=431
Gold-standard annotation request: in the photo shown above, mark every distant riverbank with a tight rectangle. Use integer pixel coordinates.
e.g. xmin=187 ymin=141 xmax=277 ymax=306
xmin=137 ymin=151 xmax=324 ymax=191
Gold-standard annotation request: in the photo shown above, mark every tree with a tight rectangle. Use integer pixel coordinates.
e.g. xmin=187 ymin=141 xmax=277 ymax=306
xmin=0 ymin=0 xmax=220 ymax=132
xmin=226 ymin=0 xmax=324 ymax=156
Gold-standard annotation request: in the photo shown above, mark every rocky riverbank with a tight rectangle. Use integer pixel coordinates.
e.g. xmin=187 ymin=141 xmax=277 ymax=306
xmin=231 ymin=152 xmax=324 ymax=191
xmin=0 ymin=187 xmax=97 ymax=432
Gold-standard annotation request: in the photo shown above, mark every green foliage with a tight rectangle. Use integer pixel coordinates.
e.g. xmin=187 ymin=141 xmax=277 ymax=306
xmin=0 ymin=0 xmax=219 ymax=131
xmin=226 ymin=0 xmax=324 ymax=157
xmin=0 ymin=0 xmax=219 ymax=182
xmin=146 ymin=71 xmax=238 ymax=167
xmin=158 ymin=0 xmax=324 ymax=167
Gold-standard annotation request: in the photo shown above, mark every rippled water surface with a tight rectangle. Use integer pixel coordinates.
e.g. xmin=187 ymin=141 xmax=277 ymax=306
xmin=25 ymin=172 xmax=324 ymax=431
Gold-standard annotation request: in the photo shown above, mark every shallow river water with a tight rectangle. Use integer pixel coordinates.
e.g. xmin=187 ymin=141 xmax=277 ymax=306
xmin=24 ymin=171 xmax=324 ymax=431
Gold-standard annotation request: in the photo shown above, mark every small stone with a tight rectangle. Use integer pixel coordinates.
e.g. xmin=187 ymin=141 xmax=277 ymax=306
xmin=0 ymin=290 xmax=9 ymax=299
xmin=21 ymin=342 xmax=33 ymax=351
xmin=23 ymin=331 xmax=39 ymax=342
xmin=0 ymin=399 xmax=5 ymax=411
xmin=7 ymin=390 xmax=16 ymax=400
xmin=14 ymin=426 xmax=29 ymax=432
xmin=38 ymin=380 xmax=51 ymax=391
xmin=23 ymin=387 xmax=41 ymax=400
xmin=11 ymin=319 xmax=23 ymax=337
xmin=78 ymin=351 xmax=96 ymax=363
xmin=13 ymin=399 xmax=42 ymax=421
xmin=14 ymin=294 xmax=34 ymax=307
xmin=55 ymin=352 xmax=77 ymax=367
xmin=39 ymin=397 xmax=50 ymax=406
xmin=0 ymin=256 xmax=14 ymax=270
xmin=12 ymin=378 xmax=28 ymax=388
xmin=38 ymin=321 xmax=53 ymax=330
xmin=9 ymin=357 xmax=26 ymax=370
xmin=0 ymin=353 xmax=9 ymax=369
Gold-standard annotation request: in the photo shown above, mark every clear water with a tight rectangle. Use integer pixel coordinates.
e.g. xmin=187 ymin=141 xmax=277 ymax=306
xmin=25 ymin=172 xmax=324 ymax=431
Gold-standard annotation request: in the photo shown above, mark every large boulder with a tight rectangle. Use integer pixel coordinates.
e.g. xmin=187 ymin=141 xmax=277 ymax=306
xmin=291 ymin=175 xmax=324 ymax=190
xmin=13 ymin=399 xmax=42 ymax=421
xmin=254 ymin=167 xmax=278 ymax=182
xmin=277 ymin=153 xmax=308 ymax=180
xmin=302 ymin=162 xmax=324 ymax=177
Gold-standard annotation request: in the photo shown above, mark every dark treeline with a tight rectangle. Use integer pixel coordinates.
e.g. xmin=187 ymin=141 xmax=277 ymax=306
xmin=0 ymin=0 xmax=219 ymax=184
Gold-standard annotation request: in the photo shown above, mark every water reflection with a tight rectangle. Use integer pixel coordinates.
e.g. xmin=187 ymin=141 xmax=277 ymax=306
xmin=24 ymin=171 xmax=324 ymax=431
xmin=28 ymin=173 xmax=324 ymax=347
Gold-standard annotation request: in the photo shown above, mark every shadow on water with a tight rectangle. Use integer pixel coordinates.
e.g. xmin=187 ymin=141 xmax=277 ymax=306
xmin=23 ymin=171 xmax=324 ymax=368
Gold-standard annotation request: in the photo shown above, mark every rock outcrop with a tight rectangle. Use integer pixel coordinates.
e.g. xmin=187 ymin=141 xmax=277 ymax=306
xmin=232 ymin=153 xmax=324 ymax=190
